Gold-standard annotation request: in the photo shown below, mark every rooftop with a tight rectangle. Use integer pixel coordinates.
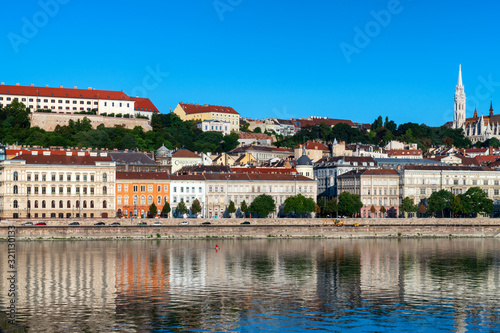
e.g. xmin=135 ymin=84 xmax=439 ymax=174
xmin=179 ymin=102 xmax=239 ymax=115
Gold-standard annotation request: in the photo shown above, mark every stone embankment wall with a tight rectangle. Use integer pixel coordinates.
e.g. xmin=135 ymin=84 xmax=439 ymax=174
xmin=1 ymin=218 xmax=500 ymax=240
xmin=30 ymin=113 xmax=152 ymax=131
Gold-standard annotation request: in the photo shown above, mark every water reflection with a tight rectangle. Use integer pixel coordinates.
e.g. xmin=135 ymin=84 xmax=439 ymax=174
xmin=0 ymin=239 xmax=499 ymax=332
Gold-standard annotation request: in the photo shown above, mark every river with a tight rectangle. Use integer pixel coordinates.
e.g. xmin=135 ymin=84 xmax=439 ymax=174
xmin=1 ymin=239 xmax=499 ymax=332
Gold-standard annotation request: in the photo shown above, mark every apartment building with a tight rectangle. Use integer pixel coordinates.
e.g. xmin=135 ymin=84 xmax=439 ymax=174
xmin=174 ymin=102 xmax=240 ymax=132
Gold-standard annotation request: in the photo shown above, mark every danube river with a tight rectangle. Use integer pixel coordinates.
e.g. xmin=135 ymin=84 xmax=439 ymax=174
xmin=1 ymin=239 xmax=500 ymax=332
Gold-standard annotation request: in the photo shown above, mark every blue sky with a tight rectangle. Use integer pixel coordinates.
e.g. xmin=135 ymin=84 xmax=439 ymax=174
xmin=1 ymin=0 xmax=500 ymax=127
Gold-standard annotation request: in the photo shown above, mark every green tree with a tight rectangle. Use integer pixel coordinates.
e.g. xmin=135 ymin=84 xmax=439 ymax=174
xmin=249 ymin=194 xmax=276 ymax=218
xmin=338 ymin=191 xmax=363 ymax=217
xmin=176 ymin=201 xmax=188 ymax=216
xmin=283 ymin=194 xmax=315 ymax=216
xmin=380 ymin=206 xmax=386 ymax=217
xmin=221 ymin=132 xmax=240 ymax=152
xmin=162 ymin=202 xmax=171 ymax=218
xmin=449 ymin=194 xmax=464 ymax=217
xmin=190 ymin=199 xmax=202 ymax=215
xmin=401 ymin=197 xmax=417 ymax=217
xmin=227 ymin=200 xmax=236 ymax=215
xmin=370 ymin=205 xmax=376 ymax=216
xmin=253 ymin=127 xmax=262 ymax=133
xmin=240 ymin=200 xmax=248 ymax=217
xmin=428 ymin=189 xmax=452 ymax=217
xmin=460 ymin=187 xmax=494 ymax=217
xmin=148 ymin=203 xmax=158 ymax=218
xmin=418 ymin=203 xmax=426 ymax=217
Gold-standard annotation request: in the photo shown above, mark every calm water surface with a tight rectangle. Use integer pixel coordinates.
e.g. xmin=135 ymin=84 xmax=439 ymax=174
xmin=1 ymin=239 xmax=500 ymax=332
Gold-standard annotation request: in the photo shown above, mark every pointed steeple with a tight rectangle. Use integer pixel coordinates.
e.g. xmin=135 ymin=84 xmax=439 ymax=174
xmin=458 ymin=64 xmax=463 ymax=87
xmin=473 ymin=107 xmax=478 ymax=118
xmin=489 ymin=98 xmax=494 ymax=117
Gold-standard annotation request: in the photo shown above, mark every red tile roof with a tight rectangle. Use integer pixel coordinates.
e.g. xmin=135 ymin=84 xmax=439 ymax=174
xmin=230 ymin=167 xmax=297 ymax=174
xmin=238 ymin=132 xmax=273 ymax=141
xmin=171 ymin=149 xmax=200 ymax=158
xmin=6 ymin=149 xmax=90 ymax=157
xmin=12 ymin=154 xmax=112 ymax=165
xmin=130 ymin=97 xmax=159 ymax=113
xmin=386 ymin=149 xmax=422 ymax=156
xmin=179 ymin=102 xmax=239 ymax=115
xmin=475 ymin=155 xmax=500 ymax=164
xmin=116 ymin=171 xmax=169 ymax=180
xmin=295 ymin=140 xmax=329 ymax=151
xmin=362 ymin=169 xmax=398 ymax=175
xmin=0 ymin=84 xmax=132 ymax=101
xmin=292 ymin=118 xmax=355 ymax=128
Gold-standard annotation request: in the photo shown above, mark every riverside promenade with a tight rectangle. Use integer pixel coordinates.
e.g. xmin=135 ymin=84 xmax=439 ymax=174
xmin=1 ymin=218 xmax=500 ymax=240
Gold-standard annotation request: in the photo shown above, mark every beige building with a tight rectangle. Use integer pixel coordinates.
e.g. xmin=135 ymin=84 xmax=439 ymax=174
xmin=337 ymin=169 xmax=400 ymax=218
xmin=203 ymin=173 xmax=317 ymax=218
xmin=174 ymin=102 xmax=240 ymax=132
xmin=399 ymin=166 xmax=500 ymax=213
xmin=0 ymin=152 xmax=116 ymax=219
xmin=294 ymin=140 xmax=329 ymax=162
xmin=171 ymin=149 xmax=203 ymax=173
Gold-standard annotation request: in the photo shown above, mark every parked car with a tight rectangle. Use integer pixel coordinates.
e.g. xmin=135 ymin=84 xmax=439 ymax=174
xmin=151 ymin=222 xmax=162 ymax=226
xmin=110 ymin=222 xmax=121 ymax=226
xmin=35 ymin=222 xmax=46 ymax=226
xmin=69 ymin=222 xmax=80 ymax=226
xmin=201 ymin=222 xmax=211 ymax=225
xmin=94 ymin=222 xmax=105 ymax=226
xmin=22 ymin=222 xmax=33 ymax=226
xmin=138 ymin=222 xmax=148 ymax=226
xmin=240 ymin=221 xmax=251 ymax=225
xmin=179 ymin=221 xmax=189 ymax=225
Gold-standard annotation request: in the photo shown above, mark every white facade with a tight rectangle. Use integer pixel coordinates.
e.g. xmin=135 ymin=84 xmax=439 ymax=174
xmin=197 ymin=120 xmax=231 ymax=136
xmin=453 ymin=65 xmax=466 ymax=129
xmin=169 ymin=177 xmax=206 ymax=217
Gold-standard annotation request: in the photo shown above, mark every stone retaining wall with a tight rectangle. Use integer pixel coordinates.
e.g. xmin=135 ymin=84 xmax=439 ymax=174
xmin=30 ymin=113 xmax=151 ymax=131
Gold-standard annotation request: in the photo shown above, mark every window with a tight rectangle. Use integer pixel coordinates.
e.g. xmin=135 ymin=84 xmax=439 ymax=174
xmin=59 ymin=187 xmax=63 ymax=194
xmin=199 ymin=187 xmax=202 ymax=193
xmin=117 ymin=196 xmax=122 ymax=204
xmin=117 ymin=185 xmax=122 ymax=192
xmin=186 ymin=187 xmax=190 ymax=193
xmin=173 ymin=187 xmax=177 ymax=193
xmin=27 ymin=187 xmax=31 ymax=194
xmin=67 ymin=200 xmax=71 ymax=208
xmin=67 ymin=174 xmax=71 ymax=181
xmin=473 ymin=180 xmax=477 ymax=185
xmin=484 ymin=180 xmax=489 ymax=186
xmin=124 ymin=185 xmax=129 ymax=192
xmin=90 ymin=187 xmax=94 ymax=195
xmin=90 ymin=175 xmax=94 ymax=182
xmin=67 ymin=187 xmax=71 ymax=194
xmin=133 ymin=195 xmax=138 ymax=204
xmin=103 ymin=200 xmax=107 ymax=209
xmin=148 ymin=185 xmax=153 ymax=192
xmin=27 ymin=174 xmax=32 ymax=181
xmin=42 ymin=174 xmax=46 ymax=181
xmin=124 ymin=196 xmax=129 ymax=204
xmin=148 ymin=195 xmax=153 ymax=204
xmin=157 ymin=196 xmax=162 ymax=204
xmin=103 ymin=173 xmax=107 ymax=182
xmin=13 ymin=172 xmax=18 ymax=181
xmin=42 ymin=187 xmax=46 ymax=194
xmin=59 ymin=200 xmax=63 ymax=208
xmin=165 ymin=185 xmax=169 ymax=192
xmin=90 ymin=201 xmax=94 ymax=208
xmin=13 ymin=185 xmax=18 ymax=194
xmin=51 ymin=187 xmax=56 ymax=194
xmin=13 ymin=200 xmax=18 ymax=209
xmin=42 ymin=200 xmax=46 ymax=208
xmin=140 ymin=195 xmax=146 ymax=204
xmin=157 ymin=185 xmax=161 ymax=192
xmin=495 ymin=189 xmax=499 ymax=196
xmin=420 ymin=188 xmax=426 ymax=195
xmin=133 ymin=185 xmax=138 ymax=192
xmin=59 ymin=174 xmax=63 ymax=182
xmin=103 ymin=186 xmax=107 ymax=195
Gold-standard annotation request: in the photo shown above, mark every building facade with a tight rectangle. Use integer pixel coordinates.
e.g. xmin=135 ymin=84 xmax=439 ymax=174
xmin=197 ymin=120 xmax=231 ymax=136
xmin=115 ymin=172 xmax=170 ymax=218
xmin=337 ymin=169 xmax=400 ymax=218
xmin=174 ymin=102 xmax=240 ymax=133
xmin=169 ymin=175 xmax=206 ymax=217
xmin=0 ymin=152 xmax=116 ymax=219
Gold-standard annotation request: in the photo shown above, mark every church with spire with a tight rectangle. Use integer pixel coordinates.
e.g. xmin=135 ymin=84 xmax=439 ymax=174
xmin=452 ymin=65 xmax=498 ymax=143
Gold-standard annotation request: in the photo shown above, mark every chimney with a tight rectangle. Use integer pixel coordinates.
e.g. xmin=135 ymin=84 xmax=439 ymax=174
xmin=490 ymin=146 xmax=493 ymax=155
xmin=0 ymin=82 xmax=4 ymax=85
xmin=88 ymin=87 xmax=92 ymax=90
xmin=30 ymin=84 xmax=34 ymax=87
xmin=59 ymin=85 xmax=63 ymax=88
xmin=45 ymin=85 xmax=49 ymax=87
xmin=15 ymin=83 xmax=19 ymax=86
xmin=73 ymin=86 xmax=77 ymax=89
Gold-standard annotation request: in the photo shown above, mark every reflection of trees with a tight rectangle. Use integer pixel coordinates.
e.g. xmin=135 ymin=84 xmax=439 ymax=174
xmin=251 ymin=255 xmax=275 ymax=280
xmin=283 ymin=254 xmax=313 ymax=279
xmin=427 ymin=254 xmax=494 ymax=280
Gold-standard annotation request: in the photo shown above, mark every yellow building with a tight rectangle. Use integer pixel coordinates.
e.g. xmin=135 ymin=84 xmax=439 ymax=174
xmin=173 ymin=102 xmax=240 ymax=132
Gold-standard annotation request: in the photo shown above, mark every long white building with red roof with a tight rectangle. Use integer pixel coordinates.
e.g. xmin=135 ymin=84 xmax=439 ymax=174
xmin=0 ymin=82 xmax=159 ymax=119
xmin=173 ymin=102 xmax=240 ymax=132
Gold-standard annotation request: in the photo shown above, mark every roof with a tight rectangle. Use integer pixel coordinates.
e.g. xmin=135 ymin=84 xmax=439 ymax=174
xmin=109 ymin=152 xmax=157 ymax=165
xmin=230 ymin=167 xmax=297 ymax=174
xmin=130 ymin=97 xmax=159 ymax=113
xmin=386 ymin=149 xmax=422 ymax=156
xmin=375 ymin=158 xmax=442 ymax=165
xmin=0 ymin=83 xmax=133 ymax=101
xmin=295 ymin=140 xmax=329 ymax=151
xmin=475 ymin=155 xmax=499 ymax=164
xmin=238 ymin=132 xmax=273 ymax=141
xmin=176 ymin=165 xmax=231 ymax=174
xmin=11 ymin=154 xmax=112 ymax=165
xmin=171 ymin=149 xmax=200 ymax=158
xmin=293 ymin=117 xmax=355 ymax=128
xmin=178 ymin=102 xmax=239 ymax=115
xmin=116 ymin=171 xmax=169 ymax=180
xmin=339 ymin=169 xmax=398 ymax=177
xmin=404 ymin=165 xmax=492 ymax=171
xmin=6 ymin=148 xmax=90 ymax=157
xmin=315 ymin=156 xmax=377 ymax=166
xmin=229 ymin=145 xmax=293 ymax=154
xmin=297 ymin=154 xmax=313 ymax=166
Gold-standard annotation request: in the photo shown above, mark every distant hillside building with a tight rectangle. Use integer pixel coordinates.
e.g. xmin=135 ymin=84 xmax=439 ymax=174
xmin=0 ymin=82 xmax=158 ymax=119
xmin=294 ymin=140 xmax=329 ymax=162
xmin=174 ymin=102 xmax=240 ymax=133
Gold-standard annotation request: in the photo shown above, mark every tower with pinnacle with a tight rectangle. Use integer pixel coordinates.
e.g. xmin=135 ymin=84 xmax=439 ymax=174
xmin=453 ymin=65 xmax=466 ymax=129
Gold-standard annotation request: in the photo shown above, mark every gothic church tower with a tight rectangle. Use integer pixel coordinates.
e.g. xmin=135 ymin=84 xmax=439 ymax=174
xmin=453 ymin=65 xmax=466 ymax=129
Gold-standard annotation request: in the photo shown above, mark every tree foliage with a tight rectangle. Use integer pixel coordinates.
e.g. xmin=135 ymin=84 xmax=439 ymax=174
xmin=249 ymin=194 xmax=276 ymax=218
xmin=176 ymin=201 xmax=188 ymax=216
xmin=190 ymin=199 xmax=202 ymax=215
xmin=227 ymin=200 xmax=236 ymax=214
xmin=283 ymin=194 xmax=316 ymax=215
xmin=401 ymin=197 xmax=417 ymax=216
xmin=338 ymin=191 xmax=363 ymax=217
xmin=460 ymin=187 xmax=493 ymax=216
xmin=148 ymin=203 xmax=157 ymax=218
xmin=162 ymin=202 xmax=171 ymax=217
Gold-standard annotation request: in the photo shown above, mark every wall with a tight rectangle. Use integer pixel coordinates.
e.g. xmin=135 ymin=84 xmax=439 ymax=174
xmin=30 ymin=113 xmax=152 ymax=131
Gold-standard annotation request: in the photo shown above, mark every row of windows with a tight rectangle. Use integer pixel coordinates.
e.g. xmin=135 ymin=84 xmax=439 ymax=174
xmin=408 ymin=188 xmax=500 ymax=196
xmin=364 ymin=188 xmax=398 ymax=195
xmin=117 ymin=195 xmax=168 ymax=205
xmin=0 ymin=96 xmax=99 ymax=104
xmin=14 ymin=199 xmax=106 ymax=209
xmin=363 ymin=198 xmax=398 ymax=206
xmin=117 ymin=184 xmax=168 ymax=193
xmin=173 ymin=186 xmax=202 ymax=193
xmin=406 ymin=178 xmax=500 ymax=186
xmin=211 ymin=185 xmax=314 ymax=193
xmin=14 ymin=185 xmax=102 ymax=195
xmin=14 ymin=172 xmax=105 ymax=182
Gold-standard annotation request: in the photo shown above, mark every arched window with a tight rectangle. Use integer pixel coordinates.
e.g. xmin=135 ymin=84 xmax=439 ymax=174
xmin=59 ymin=200 xmax=63 ymax=208
xmin=35 ymin=200 xmax=39 ymax=208
xmin=13 ymin=200 xmax=18 ymax=208
xmin=164 ymin=196 xmax=168 ymax=204
xmin=90 ymin=200 xmax=94 ymax=208
xmin=42 ymin=200 xmax=46 ymax=209
xmin=83 ymin=200 xmax=87 ymax=208
xmin=76 ymin=200 xmax=79 ymax=208
xmin=103 ymin=200 xmax=107 ymax=209
xmin=133 ymin=195 xmax=138 ymax=205
xmin=157 ymin=196 xmax=162 ymax=204
xmin=148 ymin=195 xmax=153 ymax=204
xmin=124 ymin=196 xmax=129 ymax=204
xmin=140 ymin=195 xmax=146 ymax=205
xmin=27 ymin=200 xmax=31 ymax=208
xmin=67 ymin=200 xmax=71 ymax=208
xmin=117 ymin=196 xmax=122 ymax=204
xmin=51 ymin=200 xmax=56 ymax=208
xmin=103 ymin=186 xmax=107 ymax=195
xmin=13 ymin=185 xmax=18 ymax=194
xmin=103 ymin=173 xmax=107 ymax=182
xmin=13 ymin=172 xmax=18 ymax=181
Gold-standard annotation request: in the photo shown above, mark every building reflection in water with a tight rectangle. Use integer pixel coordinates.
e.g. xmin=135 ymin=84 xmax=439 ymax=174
xmin=0 ymin=239 xmax=499 ymax=332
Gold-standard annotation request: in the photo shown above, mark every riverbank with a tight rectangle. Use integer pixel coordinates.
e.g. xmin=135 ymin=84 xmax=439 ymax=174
xmin=1 ymin=219 xmax=500 ymax=240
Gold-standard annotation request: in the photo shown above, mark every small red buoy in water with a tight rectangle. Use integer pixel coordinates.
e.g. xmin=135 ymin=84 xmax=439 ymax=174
xmin=215 ymin=244 xmax=219 ymax=249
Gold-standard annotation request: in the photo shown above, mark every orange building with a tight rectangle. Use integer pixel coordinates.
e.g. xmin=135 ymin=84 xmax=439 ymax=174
xmin=116 ymin=172 xmax=170 ymax=218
